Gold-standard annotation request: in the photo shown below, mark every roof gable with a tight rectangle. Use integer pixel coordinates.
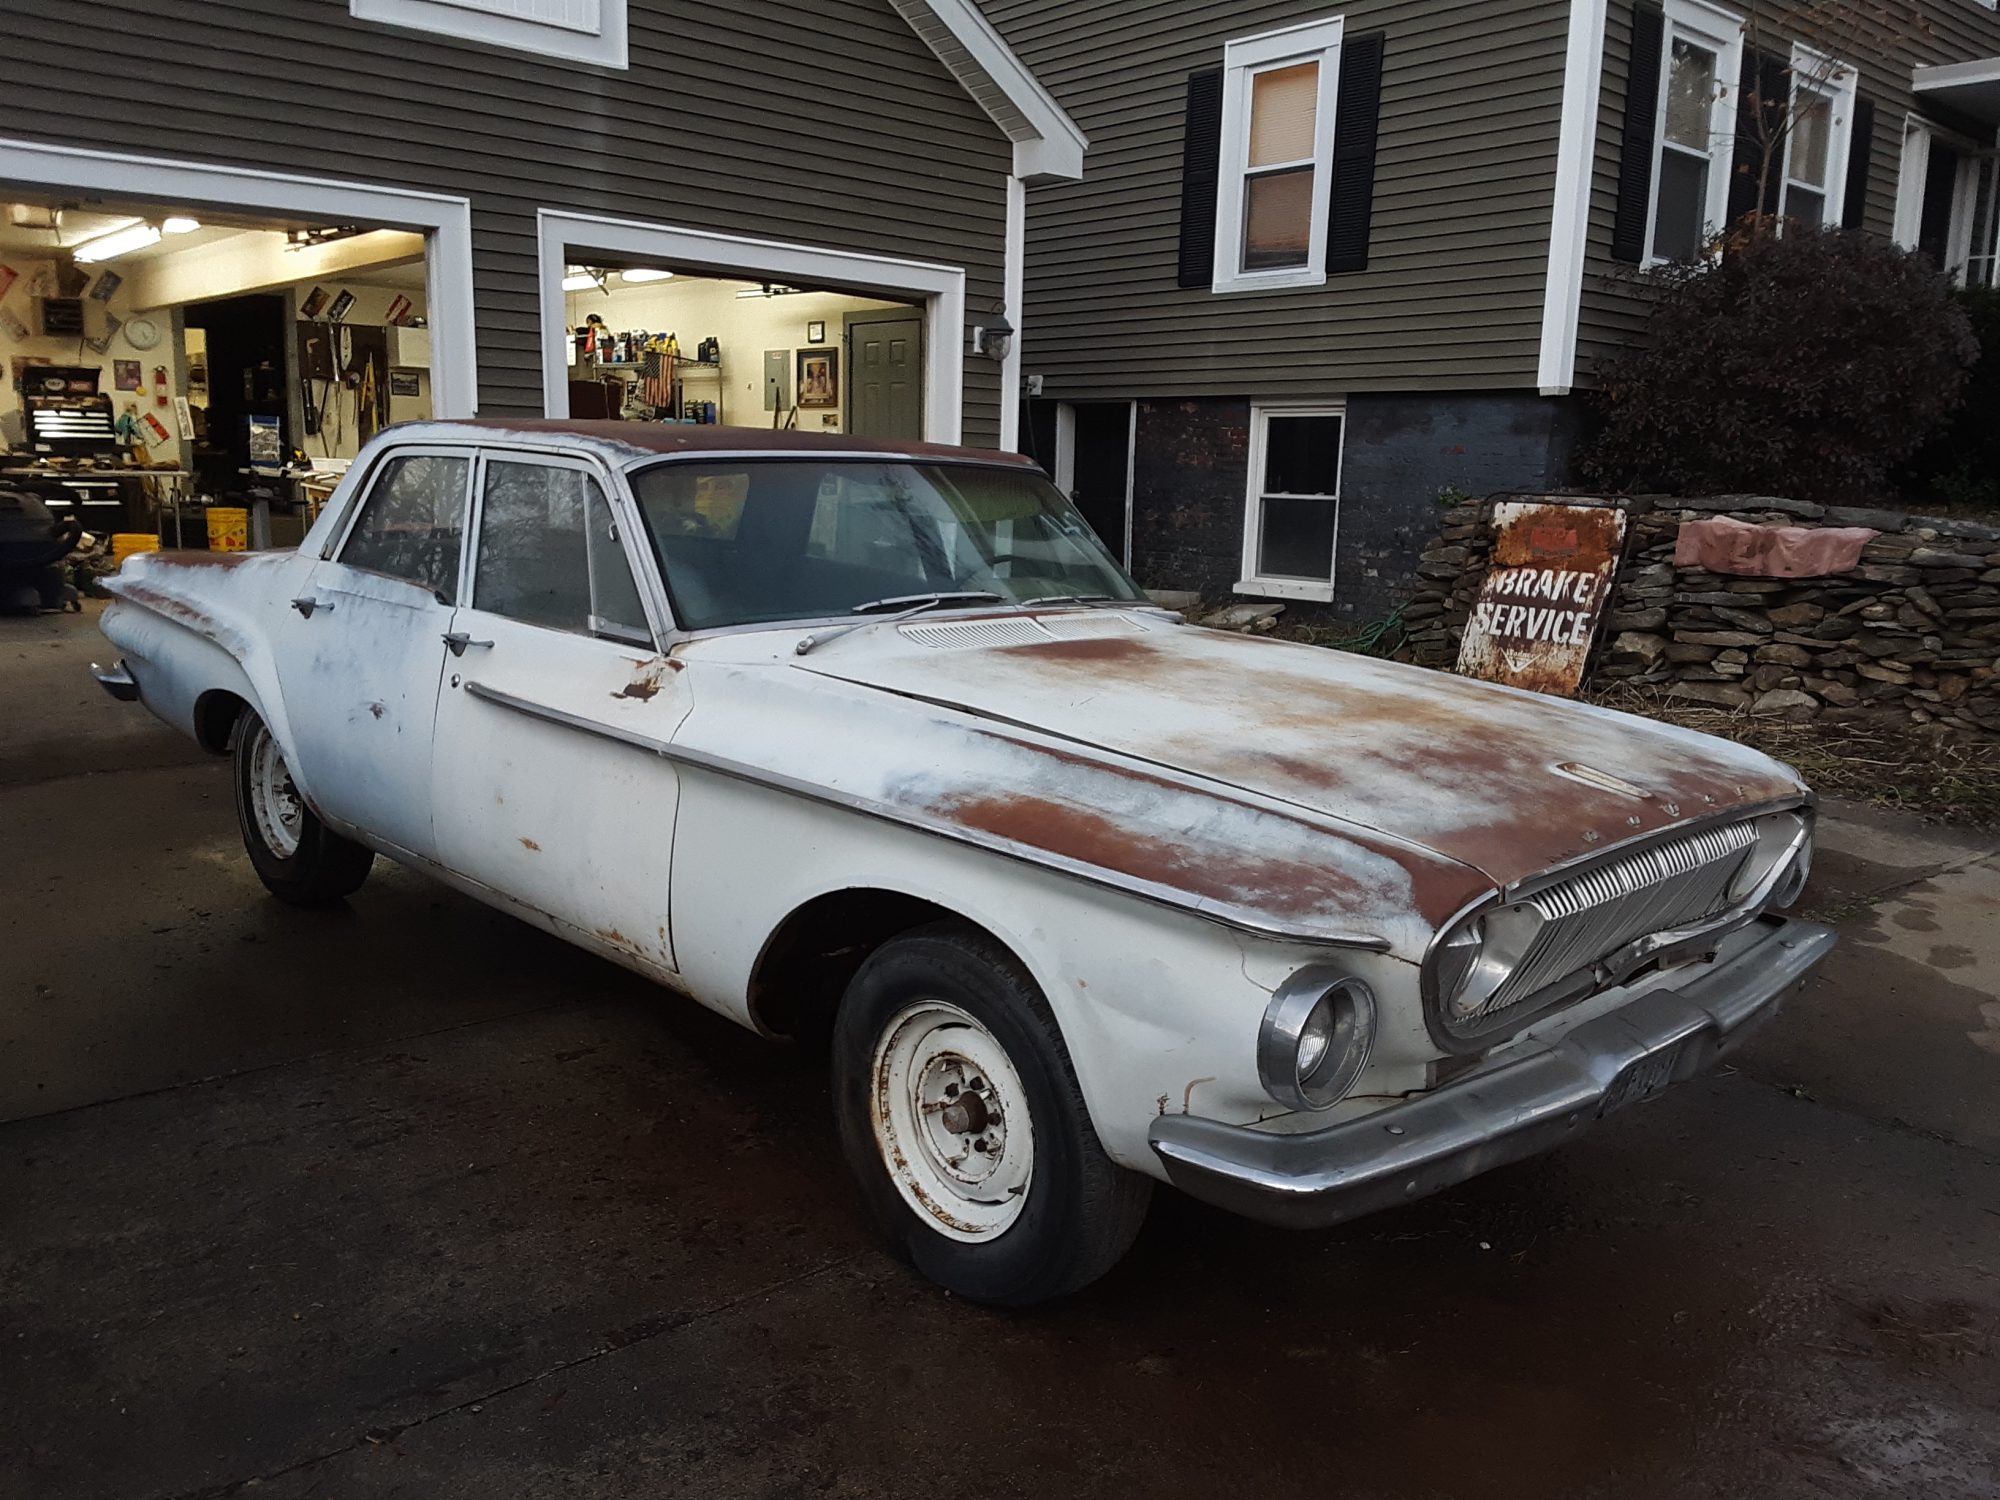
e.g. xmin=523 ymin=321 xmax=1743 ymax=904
xmin=892 ymin=0 xmax=1087 ymax=181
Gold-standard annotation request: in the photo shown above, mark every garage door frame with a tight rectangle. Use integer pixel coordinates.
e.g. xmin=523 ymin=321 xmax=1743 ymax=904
xmin=0 ymin=136 xmax=478 ymax=421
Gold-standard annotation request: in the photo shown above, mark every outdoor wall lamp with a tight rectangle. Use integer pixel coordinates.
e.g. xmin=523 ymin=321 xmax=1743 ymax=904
xmin=972 ymin=316 xmax=1014 ymax=361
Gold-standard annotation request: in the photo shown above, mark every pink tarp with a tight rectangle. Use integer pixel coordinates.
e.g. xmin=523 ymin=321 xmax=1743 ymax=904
xmin=1673 ymin=516 xmax=1878 ymax=578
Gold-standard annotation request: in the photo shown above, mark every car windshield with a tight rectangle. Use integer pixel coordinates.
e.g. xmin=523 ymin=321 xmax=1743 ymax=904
xmin=627 ymin=458 xmax=1148 ymax=631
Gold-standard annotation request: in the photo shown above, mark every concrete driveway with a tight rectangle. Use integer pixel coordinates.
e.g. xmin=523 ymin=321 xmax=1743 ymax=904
xmin=4 ymin=604 xmax=1997 ymax=1499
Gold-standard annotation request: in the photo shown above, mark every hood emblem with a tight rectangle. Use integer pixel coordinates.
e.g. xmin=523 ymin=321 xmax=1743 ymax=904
xmin=1551 ymin=761 xmax=1650 ymax=800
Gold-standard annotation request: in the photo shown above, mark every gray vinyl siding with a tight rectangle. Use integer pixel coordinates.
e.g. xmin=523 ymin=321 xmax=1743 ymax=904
xmin=982 ymin=0 xmax=1571 ymax=399
xmin=1576 ymin=0 xmax=2000 ymax=383
xmin=5 ymin=0 xmax=1011 ymax=446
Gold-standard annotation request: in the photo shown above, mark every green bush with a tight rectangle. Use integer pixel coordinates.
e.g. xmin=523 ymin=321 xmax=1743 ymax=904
xmin=1583 ymin=227 xmax=1977 ymax=502
xmin=1898 ymin=287 xmax=2000 ymax=513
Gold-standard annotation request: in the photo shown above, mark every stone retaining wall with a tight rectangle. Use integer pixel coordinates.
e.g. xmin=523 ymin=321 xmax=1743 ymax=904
xmin=1400 ymin=494 xmax=2000 ymax=736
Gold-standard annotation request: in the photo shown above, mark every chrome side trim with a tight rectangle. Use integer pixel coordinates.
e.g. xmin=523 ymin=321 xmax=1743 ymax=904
xmin=459 ymin=679 xmax=1394 ymax=953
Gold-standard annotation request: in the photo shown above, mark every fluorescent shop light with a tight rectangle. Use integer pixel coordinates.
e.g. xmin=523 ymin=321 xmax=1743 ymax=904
xmin=73 ymin=221 xmax=161 ymax=262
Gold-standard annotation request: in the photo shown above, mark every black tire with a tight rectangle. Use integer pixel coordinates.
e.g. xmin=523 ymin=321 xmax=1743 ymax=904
xmin=230 ymin=706 xmax=374 ymax=906
xmin=831 ymin=920 xmax=1151 ymax=1306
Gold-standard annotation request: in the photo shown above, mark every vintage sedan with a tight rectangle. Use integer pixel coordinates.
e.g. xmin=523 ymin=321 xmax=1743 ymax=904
xmin=94 ymin=421 xmax=1832 ymax=1305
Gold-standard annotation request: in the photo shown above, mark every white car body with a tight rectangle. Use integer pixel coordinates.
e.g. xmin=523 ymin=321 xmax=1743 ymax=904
xmin=97 ymin=421 xmax=1832 ymax=1233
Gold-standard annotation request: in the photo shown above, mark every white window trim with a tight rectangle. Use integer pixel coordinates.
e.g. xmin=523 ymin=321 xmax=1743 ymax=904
xmin=1236 ymin=403 xmax=1345 ymax=603
xmin=0 ymin=136 xmax=477 ymax=420
xmin=1211 ymin=15 xmax=1345 ymax=296
xmin=351 ymin=0 xmax=628 ymax=69
xmin=1893 ymin=113 xmax=1989 ymax=283
xmin=1643 ymin=0 xmax=1745 ymax=267
xmin=535 ymin=210 xmax=966 ymax=444
xmin=1778 ymin=42 xmax=1857 ymax=227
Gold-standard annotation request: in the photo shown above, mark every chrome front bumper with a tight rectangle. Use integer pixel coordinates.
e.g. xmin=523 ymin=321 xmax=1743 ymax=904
xmin=91 ymin=659 xmax=140 ymax=702
xmin=1150 ymin=916 xmax=1835 ymax=1230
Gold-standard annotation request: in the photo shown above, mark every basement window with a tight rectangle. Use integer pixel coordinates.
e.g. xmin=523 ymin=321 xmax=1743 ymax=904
xmin=1237 ymin=404 xmax=1345 ymax=602
xmin=350 ymin=0 xmax=628 ymax=68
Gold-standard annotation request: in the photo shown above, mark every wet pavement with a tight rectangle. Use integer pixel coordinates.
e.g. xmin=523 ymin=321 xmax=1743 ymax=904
xmin=4 ymin=604 xmax=1998 ymax=1499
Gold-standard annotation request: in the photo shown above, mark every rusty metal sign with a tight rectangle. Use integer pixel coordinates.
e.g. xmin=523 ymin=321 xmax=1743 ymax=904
xmin=1456 ymin=499 xmax=1627 ymax=696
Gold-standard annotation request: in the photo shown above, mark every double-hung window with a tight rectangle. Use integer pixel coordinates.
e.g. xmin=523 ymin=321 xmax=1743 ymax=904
xmin=351 ymin=0 xmax=627 ymax=68
xmin=1238 ymin=405 xmax=1346 ymax=601
xmin=1647 ymin=0 xmax=1744 ymax=263
xmin=1778 ymin=44 xmax=1857 ymax=228
xmin=1212 ymin=16 xmax=1345 ymax=293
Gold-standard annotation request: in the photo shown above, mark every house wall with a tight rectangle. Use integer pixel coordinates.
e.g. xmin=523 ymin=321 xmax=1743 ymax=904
xmin=1126 ymin=392 xmax=1576 ymax=619
xmin=1575 ymin=0 xmax=2000 ymax=381
xmin=5 ymin=0 xmax=1014 ymax=446
xmin=982 ymin=0 xmax=1572 ymax=400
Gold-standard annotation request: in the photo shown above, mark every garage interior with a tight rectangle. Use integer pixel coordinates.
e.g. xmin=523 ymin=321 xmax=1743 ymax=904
xmin=0 ymin=192 xmax=432 ymax=590
xmin=561 ymin=261 xmax=925 ymax=441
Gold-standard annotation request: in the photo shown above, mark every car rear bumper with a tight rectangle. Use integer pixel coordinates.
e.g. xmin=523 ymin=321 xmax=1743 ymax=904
xmin=91 ymin=659 xmax=140 ymax=702
xmin=1149 ymin=916 xmax=1835 ymax=1230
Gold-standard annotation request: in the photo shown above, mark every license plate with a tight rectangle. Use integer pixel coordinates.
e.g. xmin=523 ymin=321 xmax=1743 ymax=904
xmin=1600 ymin=1044 xmax=1683 ymax=1117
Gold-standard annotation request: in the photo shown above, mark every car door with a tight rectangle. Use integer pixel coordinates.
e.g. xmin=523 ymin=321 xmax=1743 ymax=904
xmin=429 ymin=451 xmax=692 ymax=972
xmin=282 ymin=447 xmax=469 ymax=861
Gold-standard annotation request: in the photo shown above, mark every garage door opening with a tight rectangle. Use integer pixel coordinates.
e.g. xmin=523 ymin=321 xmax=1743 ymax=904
xmin=561 ymin=264 xmax=926 ymax=440
xmin=1 ymin=190 xmax=437 ymax=547
xmin=539 ymin=212 xmax=966 ymax=446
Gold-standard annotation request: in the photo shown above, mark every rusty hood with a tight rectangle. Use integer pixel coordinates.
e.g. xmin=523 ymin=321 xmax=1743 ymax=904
xmin=792 ymin=613 xmax=1806 ymax=892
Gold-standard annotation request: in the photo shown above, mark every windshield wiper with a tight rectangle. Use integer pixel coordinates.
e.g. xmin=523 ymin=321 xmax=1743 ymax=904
xmin=794 ymin=592 xmax=1002 ymax=656
xmin=1019 ymin=593 xmax=1121 ymax=609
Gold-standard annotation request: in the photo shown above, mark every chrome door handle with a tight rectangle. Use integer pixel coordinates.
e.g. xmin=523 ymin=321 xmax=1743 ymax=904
xmin=442 ymin=631 xmax=493 ymax=657
xmin=291 ymin=596 xmax=332 ymax=618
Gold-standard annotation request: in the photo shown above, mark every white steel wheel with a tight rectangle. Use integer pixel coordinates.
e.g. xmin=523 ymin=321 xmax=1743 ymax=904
xmin=869 ymin=999 xmax=1035 ymax=1243
xmin=246 ymin=720 xmax=305 ymax=859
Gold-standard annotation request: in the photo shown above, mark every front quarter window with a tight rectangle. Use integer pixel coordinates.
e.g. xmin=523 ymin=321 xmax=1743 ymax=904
xmin=629 ymin=460 xmax=1147 ymax=631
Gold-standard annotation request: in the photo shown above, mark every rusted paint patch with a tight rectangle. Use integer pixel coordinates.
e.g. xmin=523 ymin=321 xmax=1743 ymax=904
xmin=1458 ymin=500 xmax=1628 ymax=697
xmin=520 ymin=837 xmax=541 ymax=852
xmin=926 ymin=790 xmax=1382 ymax=924
xmin=993 ymin=636 xmax=1158 ymax=665
xmin=148 ymin=548 xmax=254 ymax=568
xmin=367 ymin=702 xmax=385 ymax=720
xmin=613 ymin=658 xmax=668 ymax=701
xmin=115 ymin=581 xmax=219 ymax=636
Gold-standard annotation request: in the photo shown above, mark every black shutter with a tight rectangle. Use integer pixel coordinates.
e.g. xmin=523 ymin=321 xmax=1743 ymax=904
xmin=1325 ymin=33 xmax=1386 ymax=273
xmin=1727 ymin=48 xmax=1789 ymax=226
xmin=1177 ymin=68 xmax=1224 ymax=288
xmin=1842 ymin=95 xmax=1874 ymax=230
xmin=1611 ymin=5 xmax=1666 ymax=264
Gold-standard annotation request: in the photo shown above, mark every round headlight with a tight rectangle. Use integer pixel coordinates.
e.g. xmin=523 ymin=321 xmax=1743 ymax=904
xmin=1259 ymin=969 xmax=1377 ymax=1112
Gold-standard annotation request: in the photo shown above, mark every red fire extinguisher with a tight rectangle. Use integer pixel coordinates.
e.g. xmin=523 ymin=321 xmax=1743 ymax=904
xmin=153 ymin=365 xmax=169 ymax=407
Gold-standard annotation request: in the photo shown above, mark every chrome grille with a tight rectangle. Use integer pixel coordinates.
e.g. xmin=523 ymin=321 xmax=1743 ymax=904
xmin=1471 ymin=819 xmax=1761 ymax=1023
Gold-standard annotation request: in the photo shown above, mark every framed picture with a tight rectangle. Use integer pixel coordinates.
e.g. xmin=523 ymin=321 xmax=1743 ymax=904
xmin=390 ymin=370 xmax=421 ymax=397
xmin=326 ymin=289 xmax=356 ymax=323
xmin=299 ymin=285 xmax=329 ymax=320
xmin=806 ymin=320 xmax=826 ymax=344
xmin=796 ymin=347 xmax=839 ymax=409
xmin=114 ymin=359 xmax=142 ymax=391
xmin=89 ymin=269 xmax=123 ymax=303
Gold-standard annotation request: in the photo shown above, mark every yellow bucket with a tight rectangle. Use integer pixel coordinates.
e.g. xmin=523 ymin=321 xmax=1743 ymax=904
xmin=111 ymin=533 xmax=160 ymax=567
xmin=205 ymin=506 xmax=249 ymax=553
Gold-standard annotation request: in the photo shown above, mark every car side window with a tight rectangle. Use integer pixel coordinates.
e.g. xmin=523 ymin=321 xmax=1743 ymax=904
xmin=339 ymin=453 xmax=471 ymax=598
xmin=473 ymin=460 xmax=650 ymax=643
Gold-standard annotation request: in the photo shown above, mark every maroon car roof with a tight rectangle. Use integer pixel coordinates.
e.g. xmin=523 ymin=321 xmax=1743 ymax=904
xmin=432 ymin=418 xmax=1037 ymax=468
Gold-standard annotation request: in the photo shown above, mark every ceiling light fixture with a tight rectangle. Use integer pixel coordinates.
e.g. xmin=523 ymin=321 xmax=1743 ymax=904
xmin=161 ymin=216 xmax=201 ymax=234
xmin=734 ymin=283 xmax=802 ymax=299
xmin=619 ymin=268 xmax=673 ymax=283
xmin=73 ymin=221 xmax=162 ymax=263
xmin=561 ymin=269 xmax=605 ymax=293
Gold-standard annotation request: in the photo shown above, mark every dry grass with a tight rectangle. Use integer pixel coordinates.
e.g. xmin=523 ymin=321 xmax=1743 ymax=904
xmin=1587 ymin=684 xmax=2000 ymax=824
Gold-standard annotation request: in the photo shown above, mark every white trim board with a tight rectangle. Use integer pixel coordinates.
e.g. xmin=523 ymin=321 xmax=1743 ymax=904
xmin=351 ymin=0 xmax=628 ymax=68
xmin=888 ymin=0 xmax=1088 ymax=182
xmin=1537 ymin=0 xmax=1608 ymax=395
xmin=536 ymin=209 xmax=967 ymax=445
xmin=0 ymin=136 xmax=478 ymax=420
